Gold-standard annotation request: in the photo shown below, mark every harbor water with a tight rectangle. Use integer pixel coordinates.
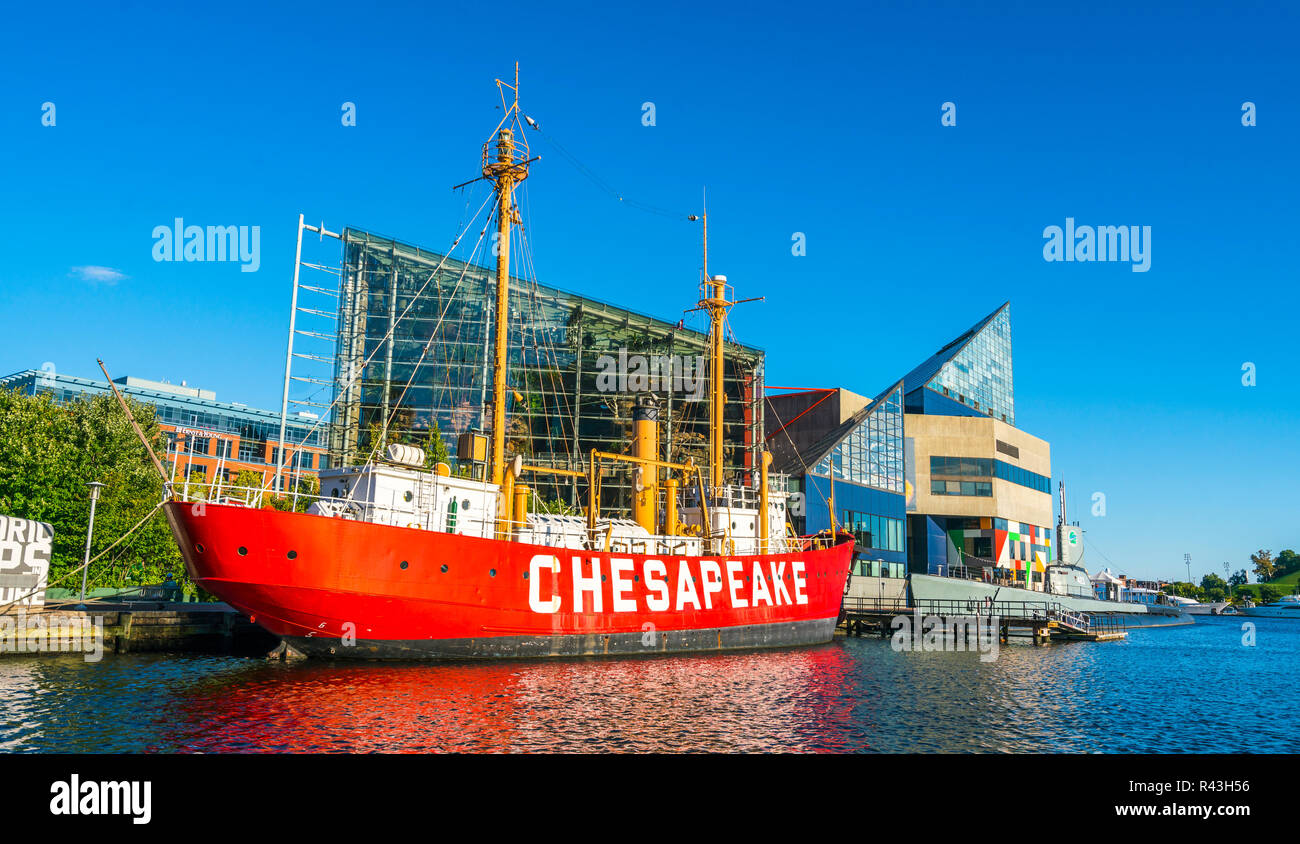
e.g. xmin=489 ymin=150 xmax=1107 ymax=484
xmin=2 ymin=615 xmax=1294 ymax=753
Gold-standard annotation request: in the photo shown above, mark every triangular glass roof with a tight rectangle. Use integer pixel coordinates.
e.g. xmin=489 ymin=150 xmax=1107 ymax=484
xmin=901 ymin=302 xmax=1014 ymax=425
xmin=782 ymin=380 xmax=905 ymax=493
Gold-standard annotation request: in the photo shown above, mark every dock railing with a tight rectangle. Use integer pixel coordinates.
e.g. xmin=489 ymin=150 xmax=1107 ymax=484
xmin=841 ymin=596 xmax=1093 ymax=633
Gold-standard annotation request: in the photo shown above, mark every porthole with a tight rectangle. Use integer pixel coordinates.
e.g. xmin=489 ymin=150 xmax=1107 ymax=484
xmin=331 ymin=487 xmax=340 ymax=497
xmin=404 ymin=491 xmax=413 ymax=502
xmin=287 ymin=550 xmax=297 ymax=560
xmin=440 ymin=564 xmax=448 ymax=573
xmin=237 ymin=546 xmax=248 ymax=556
xmin=195 ymin=543 xmax=205 ymax=553
xmin=523 ymin=571 xmax=529 ymax=580
xmin=489 ymin=568 xmax=496 ymax=577
xmin=461 ymin=499 xmax=471 ymax=509
xmin=400 ymin=561 xmax=409 ymax=570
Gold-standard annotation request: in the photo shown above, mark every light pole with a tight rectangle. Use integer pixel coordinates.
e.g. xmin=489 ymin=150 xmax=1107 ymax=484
xmin=77 ymin=482 xmax=106 ymax=609
xmin=1184 ymin=553 xmax=1192 ymax=586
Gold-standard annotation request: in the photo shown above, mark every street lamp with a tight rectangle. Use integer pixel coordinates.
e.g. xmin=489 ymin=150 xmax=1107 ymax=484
xmin=77 ymin=481 xmax=106 ymax=609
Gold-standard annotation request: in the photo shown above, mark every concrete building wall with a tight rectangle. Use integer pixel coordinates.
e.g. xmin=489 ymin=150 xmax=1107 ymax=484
xmin=906 ymin=412 xmax=1051 ymax=528
xmin=765 ymin=388 xmax=868 ymax=460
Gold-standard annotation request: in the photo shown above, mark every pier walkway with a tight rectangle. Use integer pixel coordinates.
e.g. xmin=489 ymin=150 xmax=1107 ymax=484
xmin=840 ymin=596 xmax=1127 ymax=643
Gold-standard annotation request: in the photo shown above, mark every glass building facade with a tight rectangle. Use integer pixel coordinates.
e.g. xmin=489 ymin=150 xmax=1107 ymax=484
xmin=784 ymin=383 xmax=908 ymax=564
xmin=0 ymin=371 xmax=325 ymax=482
xmin=928 ymin=455 xmax=1051 ymax=495
xmin=810 ymin=384 xmax=904 ymax=494
xmin=331 ymin=228 xmax=765 ymax=511
xmin=924 ymin=303 xmax=1014 ymax=425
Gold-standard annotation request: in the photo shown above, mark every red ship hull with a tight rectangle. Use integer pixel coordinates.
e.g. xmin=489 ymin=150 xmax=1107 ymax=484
xmin=165 ymin=502 xmax=854 ymax=659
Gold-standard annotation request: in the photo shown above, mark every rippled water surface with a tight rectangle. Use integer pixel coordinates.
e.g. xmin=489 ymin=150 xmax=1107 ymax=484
xmin=2 ymin=616 xmax=1295 ymax=752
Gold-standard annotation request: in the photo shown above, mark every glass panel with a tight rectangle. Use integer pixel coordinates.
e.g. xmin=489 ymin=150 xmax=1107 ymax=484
xmin=925 ymin=304 xmax=1014 ymax=425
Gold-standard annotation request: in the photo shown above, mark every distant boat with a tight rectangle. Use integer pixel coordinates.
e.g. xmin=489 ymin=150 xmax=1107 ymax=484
xmin=1238 ymin=594 xmax=1300 ymax=618
xmin=1166 ymin=595 xmax=1232 ymax=616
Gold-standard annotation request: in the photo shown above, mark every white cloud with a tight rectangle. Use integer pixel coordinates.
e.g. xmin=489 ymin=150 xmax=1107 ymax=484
xmin=70 ymin=265 xmax=128 ymax=285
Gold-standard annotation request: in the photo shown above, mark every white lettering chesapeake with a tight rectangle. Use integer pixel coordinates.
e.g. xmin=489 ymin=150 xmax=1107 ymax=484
xmin=643 ymin=560 xmax=670 ymax=611
xmin=50 ymin=774 xmax=151 ymax=825
xmin=528 ymin=554 xmax=561 ymax=614
xmin=770 ymin=561 xmax=791 ymax=605
xmin=751 ymin=561 xmax=773 ymax=606
xmin=725 ymin=560 xmax=748 ymax=608
xmin=675 ymin=562 xmax=701 ymax=610
xmin=699 ymin=560 xmax=723 ymax=609
xmin=610 ymin=557 xmax=636 ymax=612
xmin=572 ymin=556 xmax=602 ymax=613
xmin=792 ymin=561 xmax=808 ymax=604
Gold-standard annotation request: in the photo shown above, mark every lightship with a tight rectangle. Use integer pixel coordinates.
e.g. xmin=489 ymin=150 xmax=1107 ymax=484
xmin=157 ymin=68 xmax=855 ymax=659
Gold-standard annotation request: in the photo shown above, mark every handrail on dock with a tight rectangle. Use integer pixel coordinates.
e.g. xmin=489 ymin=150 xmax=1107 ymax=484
xmin=841 ymin=596 xmax=1094 ymax=633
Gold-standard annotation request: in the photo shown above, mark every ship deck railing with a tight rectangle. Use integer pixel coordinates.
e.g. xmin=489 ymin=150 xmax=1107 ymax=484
xmin=166 ymin=481 xmax=500 ymax=536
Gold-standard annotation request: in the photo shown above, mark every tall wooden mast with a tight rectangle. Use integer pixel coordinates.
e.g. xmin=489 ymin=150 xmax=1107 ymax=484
xmin=482 ymin=64 xmax=531 ymax=487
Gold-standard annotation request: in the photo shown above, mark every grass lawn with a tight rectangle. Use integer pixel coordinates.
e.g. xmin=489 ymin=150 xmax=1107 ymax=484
xmin=1233 ymin=568 xmax=1300 ymax=599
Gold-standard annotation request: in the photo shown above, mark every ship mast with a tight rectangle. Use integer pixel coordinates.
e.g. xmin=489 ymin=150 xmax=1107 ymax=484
xmin=701 ymin=272 xmax=731 ymax=492
xmin=482 ymin=64 xmax=531 ymax=487
xmin=689 ymin=205 xmax=761 ymax=497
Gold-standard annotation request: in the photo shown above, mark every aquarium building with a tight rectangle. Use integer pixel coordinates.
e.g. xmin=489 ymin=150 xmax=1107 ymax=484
xmin=765 ymin=302 xmax=1055 ymax=587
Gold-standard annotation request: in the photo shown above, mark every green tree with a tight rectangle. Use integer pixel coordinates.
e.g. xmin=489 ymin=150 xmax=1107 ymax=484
xmin=1251 ymin=549 xmax=1276 ymax=582
xmin=0 ymin=388 xmax=182 ymax=591
xmin=267 ymin=474 xmax=319 ymax=513
xmin=1200 ymin=573 xmax=1229 ymax=603
xmin=1259 ymin=584 xmax=1281 ymax=604
xmin=183 ymin=468 xmax=209 ymax=501
xmin=422 ymin=421 xmax=451 ymax=469
xmin=1165 ymin=581 xmax=1203 ymax=600
xmin=1275 ymin=549 xmax=1300 ymax=577
xmin=1229 ymin=569 xmax=1248 ymax=588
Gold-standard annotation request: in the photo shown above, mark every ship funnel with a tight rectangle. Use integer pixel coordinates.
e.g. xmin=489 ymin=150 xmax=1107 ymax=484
xmin=632 ymin=396 xmax=659 ymax=533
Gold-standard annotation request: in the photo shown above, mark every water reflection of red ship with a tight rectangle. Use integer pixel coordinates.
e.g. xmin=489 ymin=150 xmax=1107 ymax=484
xmin=159 ymin=646 xmax=866 ymax=753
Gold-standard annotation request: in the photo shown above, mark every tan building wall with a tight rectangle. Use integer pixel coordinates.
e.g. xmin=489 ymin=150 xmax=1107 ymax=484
xmin=906 ymin=413 xmax=1052 ymax=528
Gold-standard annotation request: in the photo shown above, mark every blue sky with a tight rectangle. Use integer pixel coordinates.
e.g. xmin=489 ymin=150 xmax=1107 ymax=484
xmin=1 ymin=1 xmax=1296 ymax=583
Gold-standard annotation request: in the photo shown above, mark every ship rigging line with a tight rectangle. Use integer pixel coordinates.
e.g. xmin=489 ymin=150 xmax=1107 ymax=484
xmin=255 ymin=190 xmax=501 ymax=498
xmin=514 ymin=190 xmax=579 ymax=468
xmin=0 ymin=499 xmax=167 ymax=616
xmin=351 ymin=196 xmax=501 ymax=477
xmin=528 ymin=124 xmax=695 ymax=220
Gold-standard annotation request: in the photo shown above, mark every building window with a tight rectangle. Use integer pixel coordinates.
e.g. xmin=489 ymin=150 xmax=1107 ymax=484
xmin=931 ymin=455 xmax=1049 ymax=495
xmin=238 ymin=439 xmax=264 ymax=463
xmin=841 ymin=508 xmax=904 ymax=553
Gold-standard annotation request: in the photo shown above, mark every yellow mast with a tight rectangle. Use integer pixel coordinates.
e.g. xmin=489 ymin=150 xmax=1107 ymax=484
xmin=482 ymin=64 xmax=531 ymax=488
xmin=703 ymin=273 xmax=730 ymax=492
